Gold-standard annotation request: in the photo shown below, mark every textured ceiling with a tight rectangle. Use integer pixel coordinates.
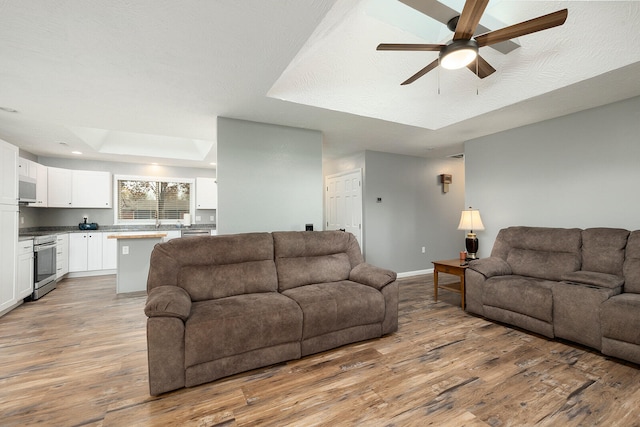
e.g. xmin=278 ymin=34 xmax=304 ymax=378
xmin=0 ymin=0 xmax=639 ymax=167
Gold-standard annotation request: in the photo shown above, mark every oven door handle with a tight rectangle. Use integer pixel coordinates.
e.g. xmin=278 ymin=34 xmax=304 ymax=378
xmin=34 ymin=242 xmax=57 ymax=252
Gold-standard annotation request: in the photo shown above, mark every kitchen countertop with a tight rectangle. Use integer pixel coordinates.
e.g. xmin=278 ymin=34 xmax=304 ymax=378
xmin=19 ymin=224 xmax=215 ymax=238
xmin=107 ymin=233 xmax=167 ymax=239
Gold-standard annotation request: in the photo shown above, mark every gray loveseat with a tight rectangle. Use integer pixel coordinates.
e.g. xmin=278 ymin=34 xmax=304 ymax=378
xmin=466 ymin=226 xmax=640 ymax=366
xmin=144 ymin=231 xmax=398 ymax=395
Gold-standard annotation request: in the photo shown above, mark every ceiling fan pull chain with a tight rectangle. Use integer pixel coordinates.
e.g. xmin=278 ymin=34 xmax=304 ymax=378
xmin=476 ymin=58 xmax=479 ymax=95
xmin=437 ymin=58 xmax=441 ymax=95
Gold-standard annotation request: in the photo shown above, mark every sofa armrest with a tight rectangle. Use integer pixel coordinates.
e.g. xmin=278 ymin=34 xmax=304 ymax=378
xmin=468 ymin=257 xmax=512 ymax=278
xmin=349 ymin=263 xmax=397 ymax=290
xmin=145 ymin=286 xmax=192 ymax=321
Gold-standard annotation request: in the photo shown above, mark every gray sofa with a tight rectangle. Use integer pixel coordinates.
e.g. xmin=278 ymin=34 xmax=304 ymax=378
xmin=144 ymin=231 xmax=398 ymax=395
xmin=466 ymin=226 xmax=640 ymax=365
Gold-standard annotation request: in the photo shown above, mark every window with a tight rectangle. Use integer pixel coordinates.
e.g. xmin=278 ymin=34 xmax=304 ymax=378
xmin=116 ymin=176 xmax=194 ymax=224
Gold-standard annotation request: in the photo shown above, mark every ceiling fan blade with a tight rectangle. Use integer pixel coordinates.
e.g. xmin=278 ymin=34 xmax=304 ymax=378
xmin=401 ymin=59 xmax=439 ymax=85
xmin=475 ymin=9 xmax=568 ymax=48
xmin=466 ymin=55 xmax=496 ymax=79
xmin=377 ymin=43 xmax=444 ymax=51
xmin=453 ymin=0 xmax=490 ymax=40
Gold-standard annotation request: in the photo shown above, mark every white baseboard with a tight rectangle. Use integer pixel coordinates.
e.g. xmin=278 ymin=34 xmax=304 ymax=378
xmin=397 ymin=268 xmax=433 ymax=278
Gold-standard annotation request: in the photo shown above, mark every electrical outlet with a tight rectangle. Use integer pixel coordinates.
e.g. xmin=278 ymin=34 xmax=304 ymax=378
xmin=210 ymin=215 xmax=215 ymax=221
xmin=195 ymin=216 xmax=201 ymax=222
xmin=421 ymin=246 xmax=426 ymax=254
xmin=122 ymin=246 xmax=129 ymax=255
xmin=20 ymin=216 xmax=24 ymax=224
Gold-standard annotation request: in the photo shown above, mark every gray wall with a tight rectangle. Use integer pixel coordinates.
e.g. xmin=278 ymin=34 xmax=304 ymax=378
xmin=217 ymin=117 xmax=323 ymax=234
xmin=325 ymin=150 xmax=465 ymax=274
xmin=20 ymin=157 xmax=216 ymax=228
xmin=465 ymin=95 xmax=640 ymax=257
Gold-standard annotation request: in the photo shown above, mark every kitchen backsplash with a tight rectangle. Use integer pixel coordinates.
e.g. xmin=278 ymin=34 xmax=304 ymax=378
xmin=19 ymin=206 xmax=216 ymax=229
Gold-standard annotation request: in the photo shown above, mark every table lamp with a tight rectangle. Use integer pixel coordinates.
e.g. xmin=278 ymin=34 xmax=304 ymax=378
xmin=457 ymin=207 xmax=485 ymax=260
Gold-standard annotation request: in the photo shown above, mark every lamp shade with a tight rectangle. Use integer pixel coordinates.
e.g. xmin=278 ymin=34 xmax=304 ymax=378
xmin=457 ymin=208 xmax=485 ymax=232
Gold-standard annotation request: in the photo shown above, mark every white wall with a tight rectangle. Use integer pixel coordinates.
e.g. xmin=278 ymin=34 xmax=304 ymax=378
xmin=217 ymin=117 xmax=323 ymax=234
xmin=465 ymin=95 xmax=640 ymax=256
xmin=325 ymin=150 xmax=465 ymax=274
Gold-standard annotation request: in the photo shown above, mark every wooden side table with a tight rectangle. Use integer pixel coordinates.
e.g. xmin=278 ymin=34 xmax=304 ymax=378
xmin=432 ymin=259 xmax=468 ymax=309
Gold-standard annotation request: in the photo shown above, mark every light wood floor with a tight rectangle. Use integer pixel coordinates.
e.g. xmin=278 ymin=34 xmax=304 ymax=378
xmin=1 ymin=274 xmax=639 ymax=426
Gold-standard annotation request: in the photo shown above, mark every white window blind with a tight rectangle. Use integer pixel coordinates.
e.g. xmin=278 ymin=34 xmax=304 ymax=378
xmin=117 ymin=179 xmax=191 ymax=221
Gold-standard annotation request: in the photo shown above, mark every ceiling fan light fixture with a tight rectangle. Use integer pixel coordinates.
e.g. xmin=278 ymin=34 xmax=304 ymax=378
xmin=439 ymin=40 xmax=478 ymax=70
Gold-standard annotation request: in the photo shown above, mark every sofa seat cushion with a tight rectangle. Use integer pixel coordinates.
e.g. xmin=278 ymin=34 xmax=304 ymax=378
xmin=560 ymin=271 xmax=624 ymax=289
xmin=282 ymin=281 xmax=385 ymax=339
xmin=483 ymin=276 xmax=554 ymax=322
xmin=276 ymin=253 xmax=352 ymax=292
xmin=184 ymin=293 xmax=303 ymax=368
xmin=601 ymin=293 xmax=640 ymax=345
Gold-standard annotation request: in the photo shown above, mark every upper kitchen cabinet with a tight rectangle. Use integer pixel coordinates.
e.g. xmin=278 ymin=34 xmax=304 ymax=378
xmin=17 ymin=157 xmax=37 ymax=180
xmin=72 ymin=170 xmax=112 ymax=208
xmin=29 ymin=162 xmax=48 ymax=207
xmin=48 ymin=168 xmax=112 ymax=208
xmin=48 ymin=167 xmax=72 ymax=207
xmin=196 ymin=177 xmax=217 ymax=209
xmin=1 ymin=140 xmax=18 ymax=205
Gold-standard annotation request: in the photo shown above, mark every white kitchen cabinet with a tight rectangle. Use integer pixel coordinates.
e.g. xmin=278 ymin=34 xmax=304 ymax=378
xmin=48 ymin=167 xmax=73 ymax=207
xmin=17 ymin=240 xmax=34 ymax=300
xmin=68 ymin=232 xmax=103 ymax=272
xmin=29 ymin=163 xmax=48 ymax=207
xmin=48 ymin=168 xmax=111 ymax=208
xmin=18 ymin=157 xmax=37 ymax=179
xmin=102 ymin=232 xmax=117 ymax=270
xmin=72 ymin=170 xmax=112 ymax=208
xmin=0 ymin=205 xmax=18 ymax=313
xmin=196 ymin=177 xmax=217 ymax=209
xmin=1 ymin=140 xmax=18 ymax=205
xmin=56 ymin=234 xmax=69 ymax=279
xmin=0 ymin=140 xmax=18 ymax=315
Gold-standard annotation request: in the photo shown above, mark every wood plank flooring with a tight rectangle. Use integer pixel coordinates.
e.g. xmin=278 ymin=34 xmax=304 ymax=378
xmin=1 ymin=274 xmax=639 ymax=426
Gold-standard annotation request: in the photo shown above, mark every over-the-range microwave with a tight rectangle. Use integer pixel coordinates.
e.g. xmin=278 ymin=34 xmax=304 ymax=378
xmin=18 ymin=175 xmax=36 ymax=203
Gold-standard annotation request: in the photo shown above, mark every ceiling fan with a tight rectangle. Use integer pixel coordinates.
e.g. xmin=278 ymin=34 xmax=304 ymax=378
xmin=377 ymin=0 xmax=568 ymax=85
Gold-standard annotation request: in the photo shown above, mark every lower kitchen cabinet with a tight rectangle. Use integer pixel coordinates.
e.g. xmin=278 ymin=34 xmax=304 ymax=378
xmin=69 ymin=232 xmax=103 ymax=272
xmin=102 ymin=233 xmax=117 ymax=270
xmin=17 ymin=240 xmax=34 ymax=300
xmin=56 ymin=234 xmax=69 ymax=279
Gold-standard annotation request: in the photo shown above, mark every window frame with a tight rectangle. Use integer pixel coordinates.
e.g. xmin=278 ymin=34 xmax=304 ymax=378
xmin=113 ymin=174 xmax=196 ymax=226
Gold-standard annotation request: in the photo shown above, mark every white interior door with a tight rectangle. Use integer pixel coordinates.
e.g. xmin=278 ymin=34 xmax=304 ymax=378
xmin=325 ymin=169 xmax=363 ymax=250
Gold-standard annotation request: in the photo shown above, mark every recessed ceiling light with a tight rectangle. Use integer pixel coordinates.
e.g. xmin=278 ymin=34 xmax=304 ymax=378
xmin=71 ymin=151 xmax=82 ymax=155
xmin=151 ymin=162 xmax=158 ymax=165
xmin=210 ymin=162 xmax=217 ymax=166
xmin=0 ymin=107 xmax=18 ymax=113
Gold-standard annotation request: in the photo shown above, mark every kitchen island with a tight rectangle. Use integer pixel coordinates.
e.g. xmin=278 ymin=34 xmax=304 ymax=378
xmin=107 ymin=233 xmax=167 ymax=294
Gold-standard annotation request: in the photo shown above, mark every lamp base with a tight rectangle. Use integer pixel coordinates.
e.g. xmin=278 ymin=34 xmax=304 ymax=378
xmin=465 ymin=233 xmax=479 ymax=261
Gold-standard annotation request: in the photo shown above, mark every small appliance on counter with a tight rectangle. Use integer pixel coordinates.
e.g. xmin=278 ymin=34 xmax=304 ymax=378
xmin=78 ymin=217 xmax=99 ymax=230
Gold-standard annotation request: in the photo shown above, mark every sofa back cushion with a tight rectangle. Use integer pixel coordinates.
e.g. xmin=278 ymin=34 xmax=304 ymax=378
xmin=623 ymin=231 xmax=640 ymax=294
xmin=581 ymin=228 xmax=629 ymax=276
xmin=492 ymin=227 xmax=582 ymax=281
xmin=507 ymin=248 xmax=581 ymax=281
xmin=273 ymin=231 xmax=364 ymax=291
xmin=147 ymin=232 xmax=277 ymax=299
xmin=179 ymin=260 xmax=278 ymax=301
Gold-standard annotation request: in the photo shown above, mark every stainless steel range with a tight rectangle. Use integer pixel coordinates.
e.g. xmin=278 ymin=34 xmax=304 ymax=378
xmin=33 ymin=235 xmax=57 ymax=300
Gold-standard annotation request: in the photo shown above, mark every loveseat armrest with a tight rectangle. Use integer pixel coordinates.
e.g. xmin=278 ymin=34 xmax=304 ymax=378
xmin=349 ymin=263 xmax=397 ymax=290
xmin=145 ymin=286 xmax=192 ymax=321
xmin=468 ymin=257 xmax=512 ymax=279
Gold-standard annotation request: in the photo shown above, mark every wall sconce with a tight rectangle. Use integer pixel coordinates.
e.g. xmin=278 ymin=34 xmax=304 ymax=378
xmin=440 ymin=174 xmax=452 ymax=193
